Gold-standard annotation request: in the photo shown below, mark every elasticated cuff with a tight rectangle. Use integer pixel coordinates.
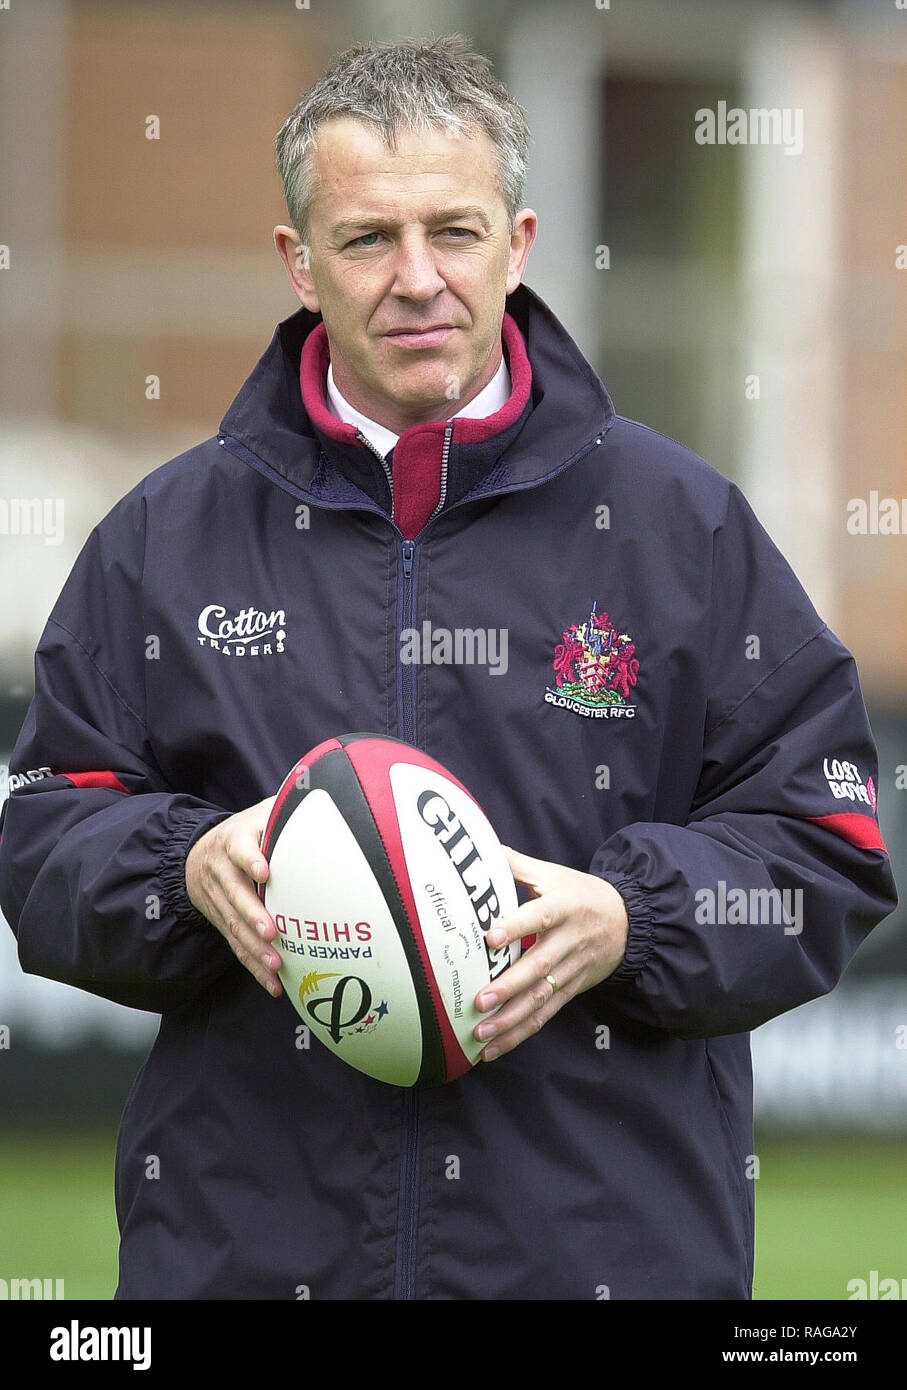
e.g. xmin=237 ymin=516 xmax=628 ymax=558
xmin=595 ymin=872 xmax=656 ymax=982
xmin=158 ymin=807 xmax=232 ymax=927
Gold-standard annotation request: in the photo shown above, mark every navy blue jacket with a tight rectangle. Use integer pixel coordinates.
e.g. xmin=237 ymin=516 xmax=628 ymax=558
xmin=0 ymin=283 xmax=896 ymax=1299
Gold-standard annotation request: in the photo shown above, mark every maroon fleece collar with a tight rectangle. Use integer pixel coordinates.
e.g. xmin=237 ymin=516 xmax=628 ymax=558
xmin=299 ymin=312 xmax=532 ymax=538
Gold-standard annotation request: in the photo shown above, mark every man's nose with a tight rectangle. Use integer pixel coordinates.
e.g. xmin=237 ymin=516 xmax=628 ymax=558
xmin=390 ymin=233 xmax=447 ymax=300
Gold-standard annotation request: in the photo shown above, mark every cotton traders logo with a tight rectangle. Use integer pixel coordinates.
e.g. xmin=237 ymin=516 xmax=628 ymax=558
xmin=545 ymin=603 xmax=639 ymax=720
xmin=196 ymin=603 xmax=286 ymax=656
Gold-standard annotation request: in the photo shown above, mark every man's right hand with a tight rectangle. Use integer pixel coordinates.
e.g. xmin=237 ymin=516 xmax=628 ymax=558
xmin=185 ymin=796 xmax=283 ymax=996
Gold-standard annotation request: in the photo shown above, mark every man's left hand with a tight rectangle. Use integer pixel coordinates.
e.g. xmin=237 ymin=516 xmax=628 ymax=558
xmin=474 ymin=847 xmax=629 ymax=1061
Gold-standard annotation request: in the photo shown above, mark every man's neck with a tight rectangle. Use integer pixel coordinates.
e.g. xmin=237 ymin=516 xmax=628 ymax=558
xmin=328 ymin=339 xmax=505 ymax=437
xmin=326 ymin=347 xmax=511 ymax=457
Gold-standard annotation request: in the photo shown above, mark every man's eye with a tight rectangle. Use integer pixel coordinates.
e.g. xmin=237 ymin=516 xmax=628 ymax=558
xmin=347 ymin=227 xmax=476 ymax=249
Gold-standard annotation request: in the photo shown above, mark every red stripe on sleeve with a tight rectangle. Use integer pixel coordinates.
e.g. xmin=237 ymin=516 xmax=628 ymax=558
xmin=60 ymin=770 xmax=131 ymax=795
xmin=806 ymin=812 xmax=887 ymax=853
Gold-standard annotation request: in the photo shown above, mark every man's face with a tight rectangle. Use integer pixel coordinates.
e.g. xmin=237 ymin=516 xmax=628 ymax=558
xmin=275 ymin=116 xmax=536 ymax=433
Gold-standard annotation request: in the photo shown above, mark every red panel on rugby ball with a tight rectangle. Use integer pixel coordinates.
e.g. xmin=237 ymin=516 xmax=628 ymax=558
xmin=259 ymin=734 xmax=519 ymax=1088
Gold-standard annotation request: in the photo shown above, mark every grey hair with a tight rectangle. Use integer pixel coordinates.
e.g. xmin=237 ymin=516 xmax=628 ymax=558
xmin=274 ymin=34 xmax=530 ymax=245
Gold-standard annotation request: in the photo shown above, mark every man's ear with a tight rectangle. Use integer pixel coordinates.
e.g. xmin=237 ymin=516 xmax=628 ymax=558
xmin=274 ymin=226 xmax=320 ymax=312
xmin=505 ymin=209 xmax=538 ymax=296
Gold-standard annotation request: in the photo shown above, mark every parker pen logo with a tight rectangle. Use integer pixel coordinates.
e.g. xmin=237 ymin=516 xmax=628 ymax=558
xmin=196 ymin=603 xmax=286 ymax=656
xmin=545 ymin=602 xmax=639 ymax=720
xmin=301 ymin=972 xmax=389 ymax=1044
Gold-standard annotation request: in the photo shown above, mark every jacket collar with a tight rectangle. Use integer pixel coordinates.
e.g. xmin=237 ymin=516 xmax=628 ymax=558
xmin=299 ymin=311 xmax=532 ymax=535
xmin=218 ymin=283 xmax=616 ymax=521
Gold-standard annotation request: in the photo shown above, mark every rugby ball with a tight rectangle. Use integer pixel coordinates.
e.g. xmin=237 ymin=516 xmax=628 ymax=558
xmin=258 ymin=733 xmax=520 ymax=1087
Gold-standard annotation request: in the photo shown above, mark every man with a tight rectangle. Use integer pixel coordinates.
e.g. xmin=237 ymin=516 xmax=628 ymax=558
xmin=0 ymin=36 xmax=896 ymax=1300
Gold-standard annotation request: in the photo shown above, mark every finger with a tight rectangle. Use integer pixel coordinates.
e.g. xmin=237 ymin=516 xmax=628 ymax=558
xmin=477 ymin=964 xmax=578 ymax=1061
xmin=215 ymin=848 xmax=278 ymax=934
xmin=251 ymin=795 xmax=277 ymax=869
xmin=208 ymin=899 xmax=282 ymax=995
xmin=476 ymin=962 xmax=564 ymax=1036
xmin=475 ymin=928 xmax=574 ymax=1016
xmin=217 ymin=910 xmax=284 ymax=995
xmin=476 ymin=936 xmax=554 ymax=1009
xmin=484 ymin=887 xmax=569 ymax=954
xmin=483 ymin=897 xmax=545 ymax=952
xmin=206 ymin=865 xmax=283 ymax=996
xmin=503 ymin=846 xmax=551 ymax=895
xmin=225 ymin=823 xmax=271 ymax=887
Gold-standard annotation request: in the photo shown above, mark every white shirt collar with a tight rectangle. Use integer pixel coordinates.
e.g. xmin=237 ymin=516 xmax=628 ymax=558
xmin=325 ymin=352 xmax=512 ymax=458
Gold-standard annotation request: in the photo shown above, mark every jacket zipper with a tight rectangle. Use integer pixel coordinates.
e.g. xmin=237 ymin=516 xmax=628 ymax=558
xmin=218 ymin=423 xmax=605 ymax=1300
xmin=394 ymin=1088 xmax=421 ymax=1300
xmin=355 ymin=429 xmax=394 ymax=513
xmin=428 ymin=422 xmax=454 ymax=522
xmin=390 ymin=429 xmax=449 ymax=1299
xmin=398 ymin=539 xmax=417 ymax=744
xmin=356 ymin=421 xmax=453 ymax=527
xmin=395 ymin=532 xmax=420 ymax=1299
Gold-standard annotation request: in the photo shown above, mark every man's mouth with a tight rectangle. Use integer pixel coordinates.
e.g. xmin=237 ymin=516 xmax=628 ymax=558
xmin=383 ymin=326 xmax=457 ymax=348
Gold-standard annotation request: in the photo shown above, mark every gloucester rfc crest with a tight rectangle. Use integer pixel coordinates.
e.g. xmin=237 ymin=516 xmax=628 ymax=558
xmin=545 ymin=602 xmax=639 ymax=720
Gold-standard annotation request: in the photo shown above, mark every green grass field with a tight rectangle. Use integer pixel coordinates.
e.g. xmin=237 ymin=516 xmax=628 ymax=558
xmin=751 ymin=1136 xmax=907 ymax=1301
xmin=1 ymin=1128 xmax=120 ymax=1300
xmin=1 ymin=1129 xmax=904 ymax=1299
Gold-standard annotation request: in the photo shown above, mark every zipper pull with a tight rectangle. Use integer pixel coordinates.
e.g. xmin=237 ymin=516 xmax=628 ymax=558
xmin=401 ymin=539 xmax=415 ymax=578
